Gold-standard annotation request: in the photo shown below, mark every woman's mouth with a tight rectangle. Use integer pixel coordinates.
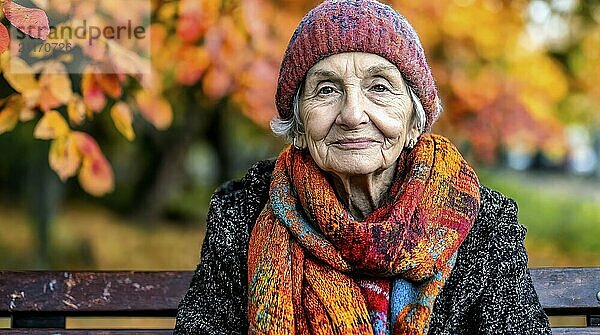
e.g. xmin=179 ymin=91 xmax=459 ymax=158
xmin=330 ymin=138 xmax=378 ymax=149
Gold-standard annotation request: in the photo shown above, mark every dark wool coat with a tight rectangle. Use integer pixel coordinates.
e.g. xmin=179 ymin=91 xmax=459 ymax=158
xmin=175 ymin=160 xmax=552 ymax=335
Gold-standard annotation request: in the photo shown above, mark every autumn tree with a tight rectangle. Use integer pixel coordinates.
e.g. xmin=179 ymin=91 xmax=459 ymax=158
xmin=1 ymin=0 xmax=598 ymax=265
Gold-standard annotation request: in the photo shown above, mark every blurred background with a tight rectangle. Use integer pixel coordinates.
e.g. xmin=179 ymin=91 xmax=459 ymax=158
xmin=0 ymin=0 xmax=599 ymax=276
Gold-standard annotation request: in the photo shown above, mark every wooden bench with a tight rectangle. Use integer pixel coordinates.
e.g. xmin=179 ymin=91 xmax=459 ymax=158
xmin=0 ymin=268 xmax=599 ymax=333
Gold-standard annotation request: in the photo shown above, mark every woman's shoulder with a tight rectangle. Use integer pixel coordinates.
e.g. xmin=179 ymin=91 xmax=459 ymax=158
xmin=213 ymin=159 xmax=275 ymax=199
xmin=474 ymin=184 xmax=526 ymax=241
xmin=453 ymin=183 xmax=528 ymax=274
xmin=205 ymin=159 xmax=275 ymax=233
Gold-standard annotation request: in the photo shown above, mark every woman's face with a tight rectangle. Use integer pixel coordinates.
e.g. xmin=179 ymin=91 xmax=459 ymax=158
xmin=299 ymin=52 xmax=419 ymax=177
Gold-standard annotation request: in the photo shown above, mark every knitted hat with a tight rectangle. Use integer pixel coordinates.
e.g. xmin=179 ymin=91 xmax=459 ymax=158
xmin=275 ymin=0 xmax=442 ymax=132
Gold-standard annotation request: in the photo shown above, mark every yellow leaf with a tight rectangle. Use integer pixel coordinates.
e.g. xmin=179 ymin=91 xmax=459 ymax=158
xmin=110 ymin=102 xmax=135 ymax=141
xmin=38 ymin=65 xmax=72 ymax=111
xmin=0 ymin=51 xmax=10 ymax=72
xmin=34 ymin=110 xmax=70 ymax=139
xmin=19 ymin=107 xmax=36 ymax=122
xmin=41 ymin=62 xmax=73 ymax=104
xmin=135 ymin=91 xmax=173 ymax=130
xmin=67 ymin=93 xmax=86 ymax=126
xmin=2 ymin=57 xmax=39 ymax=94
xmin=49 ymin=134 xmax=81 ymax=181
xmin=0 ymin=95 xmax=24 ymax=134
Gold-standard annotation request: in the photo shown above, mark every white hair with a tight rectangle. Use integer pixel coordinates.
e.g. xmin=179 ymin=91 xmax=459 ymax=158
xmin=271 ymin=82 xmax=427 ymax=141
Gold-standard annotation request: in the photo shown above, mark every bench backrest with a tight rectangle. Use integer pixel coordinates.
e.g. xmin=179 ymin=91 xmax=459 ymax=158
xmin=0 ymin=268 xmax=599 ymax=333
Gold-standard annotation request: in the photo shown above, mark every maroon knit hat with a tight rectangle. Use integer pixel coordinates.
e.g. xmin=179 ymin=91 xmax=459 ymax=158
xmin=275 ymin=0 xmax=441 ymax=132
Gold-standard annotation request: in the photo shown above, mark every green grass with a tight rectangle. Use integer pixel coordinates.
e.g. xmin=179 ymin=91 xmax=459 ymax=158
xmin=478 ymin=167 xmax=600 ymax=266
xmin=0 ymin=202 xmax=205 ymax=270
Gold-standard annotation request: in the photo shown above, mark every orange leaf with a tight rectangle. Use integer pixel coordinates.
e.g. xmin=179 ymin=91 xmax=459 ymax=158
xmin=38 ymin=89 xmax=62 ymax=112
xmin=202 ymin=66 xmax=232 ymax=100
xmin=49 ymin=134 xmax=81 ymax=181
xmin=0 ymin=25 xmax=9 ymax=53
xmin=0 ymin=95 xmax=24 ymax=134
xmin=67 ymin=94 xmax=86 ymax=126
xmin=135 ymin=91 xmax=173 ymax=130
xmin=110 ymin=102 xmax=135 ymax=141
xmin=34 ymin=110 xmax=70 ymax=139
xmin=3 ymin=0 xmax=50 ymax=39
xmin=95 ymin=73 xmax=122 ymax=99
xmin=38 ymin=66 xmax=72 ymax=111
xmin=79 ymin=156 xmax=114 ymax=196
xmin=72 ymin=131 xmax=114 ymax=196
xmin=81 ymin=71 xmax=106 ymax=112
xmin=177 ymin=16 xmax=203 ymax=43
xmin=175 ymin=45 xmax=210 ymax=85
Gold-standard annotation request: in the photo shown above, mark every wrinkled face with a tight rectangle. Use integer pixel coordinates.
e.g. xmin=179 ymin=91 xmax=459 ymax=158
xmin=298 ymin=52 xmax=419 ymax=177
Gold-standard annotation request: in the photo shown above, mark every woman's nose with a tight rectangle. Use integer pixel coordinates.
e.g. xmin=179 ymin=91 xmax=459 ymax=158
xmin=336 ymin=88 xmax=369 ymax=129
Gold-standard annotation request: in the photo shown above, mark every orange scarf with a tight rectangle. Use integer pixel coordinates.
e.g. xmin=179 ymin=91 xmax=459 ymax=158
xmin=248 ymin=134 xmax=480 ymax=334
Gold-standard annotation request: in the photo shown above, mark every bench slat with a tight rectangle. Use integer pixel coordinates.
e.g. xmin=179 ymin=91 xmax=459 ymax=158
xmin=1 ymin=268 xmax=599 ymax=332
xmin=0 ymin=329 xmax=596 ymax=335
xmin=551 ymin=328 xmax=600 ymax=334
xmin=0 ymin=330 xmax=172 ymax=334
xmin=0 ymin=272 xmax=193 ymax=314
xmin=531 ymin=268 xmax=600 ymax=314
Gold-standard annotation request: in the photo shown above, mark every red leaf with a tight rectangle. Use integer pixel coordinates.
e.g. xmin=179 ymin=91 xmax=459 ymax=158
xmin=0 ymin=25 xmax=9 ymax=53
xmin=3 ymin=0 xmax=50 ymax=40
xmin=71 ymin=131 xmax=114 ymax=196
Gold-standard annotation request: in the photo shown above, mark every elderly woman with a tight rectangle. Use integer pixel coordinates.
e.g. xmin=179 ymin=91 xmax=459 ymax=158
xmin=175 ymin=1 xmax=551 ymax=334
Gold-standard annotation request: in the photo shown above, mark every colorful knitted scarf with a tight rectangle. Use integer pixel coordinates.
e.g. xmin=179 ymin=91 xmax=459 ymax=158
xmin=248 ymin=134 xmax=480 ymax=335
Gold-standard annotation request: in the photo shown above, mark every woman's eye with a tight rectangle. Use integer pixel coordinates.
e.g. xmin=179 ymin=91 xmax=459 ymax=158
xmin=318 ymin=86 xmax=335 ymax=95
xmin=371 ymin=84 xmax=388 ymax=93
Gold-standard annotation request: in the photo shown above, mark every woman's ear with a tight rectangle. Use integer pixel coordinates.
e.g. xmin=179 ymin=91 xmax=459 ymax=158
xmin=408 ymin=125 xmax=420 ymax=144
xmin=406 ymin=113 xmax=421 ymax=148
xmin=293 ymin=134 xmax=307 ymax=149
